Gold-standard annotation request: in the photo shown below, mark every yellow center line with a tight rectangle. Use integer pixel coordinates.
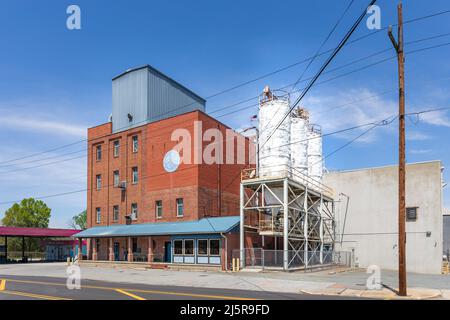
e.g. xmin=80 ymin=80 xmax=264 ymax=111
xmin=0 ymin=280 xmax=6 ymax=291
xmin=115 ymin=289 xmax=146 ymax=300
xmin=0 ymin=290 xmax=71 ymax=300
xmin=2 ymin=278 xmax=257 ymax=300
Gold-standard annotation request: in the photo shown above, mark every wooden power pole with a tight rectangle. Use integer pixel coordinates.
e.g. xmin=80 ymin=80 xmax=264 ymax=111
xmin=388 ymin=2 xmax=407 ymax=297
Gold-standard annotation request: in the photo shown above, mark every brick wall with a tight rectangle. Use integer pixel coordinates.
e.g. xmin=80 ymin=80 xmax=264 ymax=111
xmin=87 ymin=110 xmax=255 ymax=228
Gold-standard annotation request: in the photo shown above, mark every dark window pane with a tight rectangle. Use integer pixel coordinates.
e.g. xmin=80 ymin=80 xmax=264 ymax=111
xmin=174 ymin=240 xmax=183 ymax=255
xmin=184 ymin=240 xmax=194 ymax=255
xmin=209 ymin=239 xmax=220 ymax=255
xmin=198 ymin=240 xmax=208 ymax=255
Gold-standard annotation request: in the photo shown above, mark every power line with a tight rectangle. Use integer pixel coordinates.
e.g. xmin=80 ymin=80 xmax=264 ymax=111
xmin=1 ymin=8 xmax=448 ymax=167
xmin=289 ymin=0 xmax=355 ymax=93
xmin=260 ymin=0 xmax=378 ymax=152
xmin=0 ymin=106 xmax=448 ymax=206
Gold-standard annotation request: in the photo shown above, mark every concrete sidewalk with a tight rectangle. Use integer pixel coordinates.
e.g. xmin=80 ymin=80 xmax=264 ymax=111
xmin=0 ymin=263 xmax=448 ymax=299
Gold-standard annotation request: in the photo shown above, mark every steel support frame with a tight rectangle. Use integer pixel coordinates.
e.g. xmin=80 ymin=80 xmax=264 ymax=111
xmin=240 ymin=176 xmax=335 ymax=270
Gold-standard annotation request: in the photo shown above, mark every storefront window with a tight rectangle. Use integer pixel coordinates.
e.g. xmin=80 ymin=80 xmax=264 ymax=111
xmin=198 ymin=239 xmax=208 ymax=255
xmin=209 ymin=239 xmax=220 ymax=255
xmin=184 ymin=240 xmax=194 ymax=255
xmin=174 ymin=240 xmax=183 ymax=255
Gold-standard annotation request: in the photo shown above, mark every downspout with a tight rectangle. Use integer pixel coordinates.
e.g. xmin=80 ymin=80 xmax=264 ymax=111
xmin=220 ymin=233 xmax=228 ymax=271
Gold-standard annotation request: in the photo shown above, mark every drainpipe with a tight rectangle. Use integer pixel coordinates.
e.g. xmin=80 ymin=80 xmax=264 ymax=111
xmin=220 ymin=233 xmax=228 ymax=271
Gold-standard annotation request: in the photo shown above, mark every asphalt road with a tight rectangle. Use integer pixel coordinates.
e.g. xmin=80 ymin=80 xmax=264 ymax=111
xmin=0 ymin=275 xmax=357 ymax=300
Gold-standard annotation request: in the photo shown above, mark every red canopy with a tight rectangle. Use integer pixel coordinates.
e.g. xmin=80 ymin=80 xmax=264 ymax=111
xmin=0 ymin=226 xmax=81 ymax=238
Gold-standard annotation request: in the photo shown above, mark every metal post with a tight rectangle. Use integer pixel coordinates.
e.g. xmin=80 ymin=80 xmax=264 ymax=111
xmin=5 ymin=236 xmax=7 ymax=263
xmin=239 ymin=183 xmax=245 ymax=269
xmin=283 ymin=178 xmax=289 ymax=270
xmin=304 ymin=187 xmax=309 ymax=269
xmin=319 ymin=195 xmax=324 ymax=264
xmin=388 ymin=2 xmax=407 ymax=297
xmin=22 ymin=236 xmax=25 ymax=262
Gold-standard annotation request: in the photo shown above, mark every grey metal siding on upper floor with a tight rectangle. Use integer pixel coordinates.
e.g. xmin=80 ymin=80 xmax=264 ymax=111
xmin=112 ymin=65 xmax=206 ymax=133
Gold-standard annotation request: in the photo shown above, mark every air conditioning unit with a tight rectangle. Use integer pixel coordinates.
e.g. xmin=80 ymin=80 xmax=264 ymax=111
xmin=118 ymin=181 xmax=127 ymax=189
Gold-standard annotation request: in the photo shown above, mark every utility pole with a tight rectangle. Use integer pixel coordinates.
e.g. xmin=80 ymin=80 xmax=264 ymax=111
xmin=388 ymin=1 xmax=407 ymax=297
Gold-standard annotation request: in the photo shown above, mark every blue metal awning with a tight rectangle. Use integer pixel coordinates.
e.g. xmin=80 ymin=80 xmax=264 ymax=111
xmin=74 ymin=216 xmax=240 ymax=238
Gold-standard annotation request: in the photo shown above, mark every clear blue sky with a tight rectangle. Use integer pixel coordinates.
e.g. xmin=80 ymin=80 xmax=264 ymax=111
xmin=0 ymin=0 xmax=449 ymax=227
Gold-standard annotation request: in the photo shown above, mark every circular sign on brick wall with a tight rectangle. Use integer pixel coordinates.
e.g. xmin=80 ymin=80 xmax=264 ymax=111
xmin=163 ymin=150 xmax=181 ymax=173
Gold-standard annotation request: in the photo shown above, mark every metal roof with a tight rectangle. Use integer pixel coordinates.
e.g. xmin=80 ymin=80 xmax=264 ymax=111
xmin=112 ymin=64 xmax=206 ymax=103
xmin=0 ymin=227 xmax=81 ymax=238
xmin=74 ymin=216 xmax=240 ymax=238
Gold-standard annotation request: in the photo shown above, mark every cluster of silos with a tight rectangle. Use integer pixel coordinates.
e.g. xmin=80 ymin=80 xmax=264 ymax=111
xmin=258 ymin=86 xmax=324 ymax=182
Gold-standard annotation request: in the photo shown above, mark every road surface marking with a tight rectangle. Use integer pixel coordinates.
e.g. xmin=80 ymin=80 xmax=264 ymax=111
xmin=115 ymin=289 xmax=146 ymax=300
xmin=0 ymin=290 xmax=71 ymax=300
xmin=0 ymin=280 xmax=5 ymax=291
xmin=2 ymin=278 xmax=257 ymax=300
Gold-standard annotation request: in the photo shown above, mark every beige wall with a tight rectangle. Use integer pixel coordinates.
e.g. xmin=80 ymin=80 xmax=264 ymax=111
xmin=324 ymin=161 xmax=443 ymax=274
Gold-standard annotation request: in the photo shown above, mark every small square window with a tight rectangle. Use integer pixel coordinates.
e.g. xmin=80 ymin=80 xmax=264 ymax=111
xmin=113 ymin=140 xmax=120 ymax=158
xmin=406 ymin=207 xmax=418 ymax=221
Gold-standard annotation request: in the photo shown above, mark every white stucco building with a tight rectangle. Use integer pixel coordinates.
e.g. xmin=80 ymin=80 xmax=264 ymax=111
xmin=324 ymin=161 xmax=444 ymax=274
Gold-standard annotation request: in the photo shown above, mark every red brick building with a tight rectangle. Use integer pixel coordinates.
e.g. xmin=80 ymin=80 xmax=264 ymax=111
xmin=76 ymin=65 xmax=261 ymax=269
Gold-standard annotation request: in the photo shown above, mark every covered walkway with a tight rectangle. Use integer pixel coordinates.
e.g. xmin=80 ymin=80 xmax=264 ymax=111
xmin=0 ymin=227 xmax=81 ymax=263
xmin=74 ymin=216 xmax=241 ymax=270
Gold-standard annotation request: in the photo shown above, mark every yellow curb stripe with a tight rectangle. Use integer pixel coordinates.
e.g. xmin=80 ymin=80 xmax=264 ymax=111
xmin=0 ymin=280 xmax=6 ymax=291
xmin=2 ymin=278 xmax=256 ymax=300
xmin=0 ymin=290 xmax=71 ymax=300
xmin=115 ymin=289 xmax=146 ymax=300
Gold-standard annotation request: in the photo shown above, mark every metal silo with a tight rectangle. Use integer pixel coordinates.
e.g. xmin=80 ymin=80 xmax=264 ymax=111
xmin=258 ymin=86 xmax=291 ymax=178
xmin=307 ymin=124 xmax=323 ymax=181
xmin=290 ymin=108 xmax=309 ymax=176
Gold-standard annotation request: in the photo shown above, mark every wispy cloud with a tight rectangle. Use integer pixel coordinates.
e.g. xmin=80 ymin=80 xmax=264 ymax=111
xmin=419 ymin=110 xmax=450 ymax=128
xmin=301 ymin=88 xmax=396 ymax=143
xmin=409 ymin=149 xmax=432 ymax=155
xmin=406 ymin=131 xmax=432 ymax=141
xmin=0 ymin=115 xmax=86 ymax=138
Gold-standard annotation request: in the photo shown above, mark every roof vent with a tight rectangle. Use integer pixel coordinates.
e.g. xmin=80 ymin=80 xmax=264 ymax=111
xmin=127 ymin=113 xmax=133 ymax=122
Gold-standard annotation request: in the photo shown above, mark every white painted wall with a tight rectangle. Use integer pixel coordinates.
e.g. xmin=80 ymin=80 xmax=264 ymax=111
xmin=324 ymin=161 xmax=443 ymax=274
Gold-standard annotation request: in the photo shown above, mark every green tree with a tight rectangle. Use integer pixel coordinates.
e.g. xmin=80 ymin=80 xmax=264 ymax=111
xmin=2 ymin=198 xmax=51 ymax=254
xmin=70 ymin=210 xmax=87 ymax=230
xmin=2 ymin=198 xmax=51 ymax=228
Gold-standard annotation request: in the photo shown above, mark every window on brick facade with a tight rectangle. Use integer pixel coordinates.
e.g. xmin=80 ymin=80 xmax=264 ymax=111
xmin=132 ymin=135 xmax=138 ymax=153
xmin=155 ymin=200 xmax=163 ymax=219
xmin=131 ymin=203 xmax=138 ymax=220
xmin=113 ymin=205 xmax=119 ymax=222
xmin=132 ymin=167 xmax=138 ymax=184
xmin=96 ymin=145 xmax=102 ymax=161
xmin=176 ymin=198 xmax=184 ymax=217
xmin=113 ymin=170 xmax=120 ymax=187
xmin=113 ymin=140 xmax=120 ymax=157
xmin=96 ymin=174 xmax=102 ymax=190
xmin=96 ymin=207 xmax=101 ymax=223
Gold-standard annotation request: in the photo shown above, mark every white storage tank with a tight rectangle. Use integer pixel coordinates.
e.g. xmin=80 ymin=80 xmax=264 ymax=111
xmin=258 ymin=86 xmax=291 ymax=178
xmin=307 ymin=124 xmax=323 ymax=181
xmin=290 ymin=108 xmax=309 ymax=176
